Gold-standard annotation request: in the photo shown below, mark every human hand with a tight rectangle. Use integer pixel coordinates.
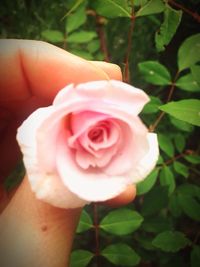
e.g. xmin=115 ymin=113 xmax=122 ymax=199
xmin=0 ymin=40 xmax=136 ymax=267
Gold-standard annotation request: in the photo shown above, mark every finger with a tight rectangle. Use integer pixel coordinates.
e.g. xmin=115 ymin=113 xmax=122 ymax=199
xmin=99 ymin=184 xmax=136 ymax=207
xmin=89 ymin=61 xmax=122 ymax=81
xmin=0 ymin=40 xmax=122 ymax=103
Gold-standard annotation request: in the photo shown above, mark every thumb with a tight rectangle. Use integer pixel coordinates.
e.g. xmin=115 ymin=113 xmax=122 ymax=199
xmin=0 ymin=175 xmax=81 ymax=267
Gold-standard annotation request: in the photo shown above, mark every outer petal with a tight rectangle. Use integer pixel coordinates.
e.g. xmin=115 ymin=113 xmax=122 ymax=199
xmin=53 ymin=80 xmax=149 ymax=115
xmin=129 ymin=133 xmax=159 ymax=183
xmin=17 ymin=107 xmax=87 ymax=208
xmin=56 ymin=131 xmax=128 ymax=202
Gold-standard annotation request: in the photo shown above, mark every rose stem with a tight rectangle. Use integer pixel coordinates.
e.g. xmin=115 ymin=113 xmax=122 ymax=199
xmin=149 ymin=70 xmax=180 ymax=132
xmin=93 ymin=203 xmax=100 ymax=266
xmin=124 ymin=1 xmax=135 ymax=83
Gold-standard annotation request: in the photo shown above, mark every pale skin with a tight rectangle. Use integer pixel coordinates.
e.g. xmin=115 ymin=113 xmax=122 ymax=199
xmin=0 ymin=40 xmax=136 ymax=267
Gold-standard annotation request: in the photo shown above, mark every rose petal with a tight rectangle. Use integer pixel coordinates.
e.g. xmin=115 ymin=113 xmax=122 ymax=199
xmin=17 ymin=107 xmax=87 ymax=208
xmin=129 ymin=133 xmax=159 ymax=183
xmin=56 ymin=130 xmax=128 ymax=202
xmin=53 ymin=80 xmax=149 ymax=115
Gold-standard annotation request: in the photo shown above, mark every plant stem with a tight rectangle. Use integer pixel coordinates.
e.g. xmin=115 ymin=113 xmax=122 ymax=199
xmin=96 ymin=16 xmax=110 ymax=62
xmin=93 ymin=203 xmax=100 ymax=266
xmin=168 ymin=0 xmax=200 ymax=23
xmin=149 ymin=71 xmax=179 ymax=132
xmin=124 ymin=5 xmax=135 ymax=83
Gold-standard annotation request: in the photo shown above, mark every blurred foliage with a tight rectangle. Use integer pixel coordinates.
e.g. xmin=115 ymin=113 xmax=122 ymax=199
xmin=1 ymin=0 xmax=200 ymax=266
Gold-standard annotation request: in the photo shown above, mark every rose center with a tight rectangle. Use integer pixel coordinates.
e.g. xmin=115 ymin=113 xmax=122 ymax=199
xmin=88 ymin=127 xmax=104 ymax=143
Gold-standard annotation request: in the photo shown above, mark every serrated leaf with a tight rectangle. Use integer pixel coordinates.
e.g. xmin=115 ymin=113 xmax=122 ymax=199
xmin=100 ymin=208 xmax=143 ymax=235
xmin=152 ymin=231 xmax=190 ymax=252
xmin=92 ymin=0 xmax=131 ymax=18
xmin=155 ymin=5 xmax=182 ymax=52
xmin=136 ymin=0 xmax=165 ymax=17
xmin=102 ymin=243 xmax=140 ymax=266
xmin=160 ymin=166 xmax=175 ymax=194
xmin=138 ymin=61 xmax=171 ymax=85
xmin=137 ymin=169 xmax=159 ymax=195
xmin=178 ymin=194 xmax=200 ymax=221
xmin=41 ymin=30 xmax=64 ymax=43
xmin=184 ymin=154 xmax=200 ymax=164
xmin=177 ymin=183 xmax=200 ymax=199
xmin=170 ymin=117 xmax=194 ymax=132
xmin=178 ymin=33 xmax=200 ymax=71
xmin=142 ymin=96 xmax=163 ymax=114
xmin=191 ymin=246 xmax=200 ymax=267
xmin=176 ymin=73 xmax=200 ymax=92
xmin=142 ymin=215 xmax=172 ymax=233
xmin=141 ymin=186 xmax=169 ymax=216
xmin=66 ymin=5 xmax=86 ymax=34
xmin=191 ymin=65 xmax=200 ymax=86
xmin=158 ymin=133 xmax=174 ymax=157
xmin=70 ymin=250 xmax=93 ymax=267
xmin=159 ymin=99 xmax=200 ymax=126
xmin=76 ymin=209 xmax=93 ymax=233
xmin=67 ymin=31 xmax=97 ymax=43
xmin=174 ymin=133 xmax=186 ymax=152
xmin=173 ymin=161 xmax=189 ymax=178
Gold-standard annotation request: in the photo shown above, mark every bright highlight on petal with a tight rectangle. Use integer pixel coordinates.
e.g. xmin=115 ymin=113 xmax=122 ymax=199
xmin=16 ymin=80 xmax=159 ymax=209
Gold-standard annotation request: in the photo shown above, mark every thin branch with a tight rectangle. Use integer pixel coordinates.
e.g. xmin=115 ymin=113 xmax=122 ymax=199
xmin=168 ymin=0 xmax=200 ymax=23
xmin=93 ymin=203 xmax=100 ymax=266
xmin=124 ymin=5 xmax=135 ymax=83
xmin=96 ymin=16 xmax=110 ymax=62
xmin=149 ymin=71 xmax=179 ymax=132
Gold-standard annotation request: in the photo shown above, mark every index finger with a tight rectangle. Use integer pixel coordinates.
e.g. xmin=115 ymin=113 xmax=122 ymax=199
xmin=0 ymin=40 xmax=122 ymax=103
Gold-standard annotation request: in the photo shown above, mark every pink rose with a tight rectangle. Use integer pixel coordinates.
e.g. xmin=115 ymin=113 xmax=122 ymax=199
xmin=16 ymin=80 xmax=159 ymax=208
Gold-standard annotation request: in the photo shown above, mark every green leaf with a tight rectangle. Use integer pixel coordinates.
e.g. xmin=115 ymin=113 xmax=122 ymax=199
xmin=92 ymin=0 xmax=131 ymax=18
xmin=173 ymin=161 xmax=189 ymax=178
xmin=137 ymin=169 xmax=159 ymax=195
xmin=70 ymin=49 xmax=94 ymax=60
xmin=87 ymin=40 xmax=100 ymax=53
xmin=159 ymin=99 xmax=200 ymax=126
xmin=191 ymin=246 xmax=200 ymax=267
xmin=135 ymin=235 xmax=155 ymax=251
xmin=66 ymin=5 xmax=87 ymax=34
xmin=41 ymin=30 xmax=64 ymax=43
xmin=67 ymin=31 xmax=97 ymax=43
xmin=4 ymin=161 xmax=25 ymax=191
xmin=134 ymin=0 xmax=148 ymax=6
xmin=174 ymin=133 xmax=186 ymax=153
xmin=170 ymin=117 xmax=194 ymax=132
xmin=155 ymin=5 xmax=182 ymax=52
xmin=160 ymin=166 xmax=175 ymax=194
xmin=191 ymin=65 xmax=200 ymax=86
xmin=136 ymin=0 xmax=165 ymax=17
xmin=184 ymin=154 xmax=200 ymax=164
xmin=100 ymin=208 xmax=143 ymax=235
xmin=178 ymin=33 xmax=200 ymax=71
xmin=177 ymin=183 xmax=200 ymax=199
xmin=62 ymin=0 xmax=85 ymax=19
xmin=138 ymin=61 xmax=171 ymax=85
xmin=142 ymin=215 xmax=172 ymax=233
xmin=152 ymin=231 xmax=190 ymax=252
xmin=141 ymin=186 xmax=169 ymax=216
xmin=142 ymin=96 xmax=162 ymax=114
xmin=102 ymin=243 xmax=140 ymax=266
xmin=169 ymin=194 xmax=182 ymax=217
xmin=178 ymin=194 xmax=200 ymax=221
xmin=70 ymin=250 xmax=93 ymax=267
xmin=76 ymin=209 xmax=93 ymax=233
xmin=158 ymin=133 xmax=174 ymax=157
xmin=176 ymin=73 xmax=200 ymax=92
